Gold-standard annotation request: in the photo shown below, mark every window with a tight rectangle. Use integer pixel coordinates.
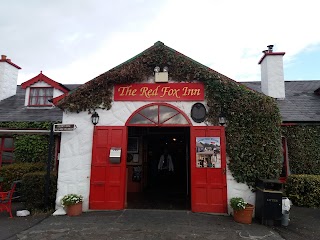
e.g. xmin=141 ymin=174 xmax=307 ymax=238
xmin=128 ymin=104 xmax=189 ymax=126
xmin=280 ymin=137 xmax=290 ymax=182
xmin=0 ymin=137 xmax=14 ymax=167
xmin=29 ymin=87 xmax=53 ymax=106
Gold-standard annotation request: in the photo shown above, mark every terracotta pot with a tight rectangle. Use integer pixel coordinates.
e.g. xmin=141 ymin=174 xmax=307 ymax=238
xmin=233 ymin=204 xmax=254 ymax=224
xmin=66 ymin=202 xmax=83 ymax=216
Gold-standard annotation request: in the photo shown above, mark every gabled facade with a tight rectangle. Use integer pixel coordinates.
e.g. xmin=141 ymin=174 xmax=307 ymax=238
xmin=0 ymin=56 xmax=79 ymax=168
xmin=52 ymin=42 xmax=282 ymax=215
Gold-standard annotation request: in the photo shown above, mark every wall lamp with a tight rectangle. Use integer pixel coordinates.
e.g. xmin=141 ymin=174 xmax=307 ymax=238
xmin=218 ymin=112 xmax=226 ymax=126
xmin=91 ymin=111 xmax=99 ymax=125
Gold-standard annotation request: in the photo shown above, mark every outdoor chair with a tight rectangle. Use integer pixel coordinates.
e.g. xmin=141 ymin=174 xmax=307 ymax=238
xmin=0 ymin=181 xmax=21 ymax=218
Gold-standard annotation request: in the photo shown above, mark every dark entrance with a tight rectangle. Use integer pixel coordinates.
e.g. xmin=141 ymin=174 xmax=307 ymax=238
xmin=126 ymin=127 xmax=190 ymax=210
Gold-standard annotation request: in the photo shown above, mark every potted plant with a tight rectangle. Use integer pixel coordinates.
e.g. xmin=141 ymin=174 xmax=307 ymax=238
xmin=230 ymin=197 xmax=254 ymax=224
xmin=61 ymin=194 xmax=83 ymax=216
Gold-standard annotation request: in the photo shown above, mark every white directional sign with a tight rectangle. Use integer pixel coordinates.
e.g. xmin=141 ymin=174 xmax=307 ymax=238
xmin=53 ymin=124 xmax=77 ymax=132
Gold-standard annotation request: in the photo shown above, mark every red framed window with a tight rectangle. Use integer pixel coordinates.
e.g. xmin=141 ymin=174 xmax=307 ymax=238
xmin=280 ymin=137 xmax=289 ymax=182
xmin=29 ymin=87 xmax=53 ymax=106
xmin=0 ymin=137 xmax=14 ymax=167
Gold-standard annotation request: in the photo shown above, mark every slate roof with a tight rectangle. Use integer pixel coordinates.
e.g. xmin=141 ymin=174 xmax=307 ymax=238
xmin=242 ymin=81 xmax=320 ymax=123
xmin=0 ymin=84 xmax=80 ymax=122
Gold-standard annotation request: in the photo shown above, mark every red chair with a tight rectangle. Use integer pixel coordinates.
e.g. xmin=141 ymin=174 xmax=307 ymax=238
xmin=0 ymin=181 xmax=18 ymax=218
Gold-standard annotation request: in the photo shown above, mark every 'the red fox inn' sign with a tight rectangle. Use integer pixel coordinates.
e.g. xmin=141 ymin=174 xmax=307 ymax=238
xmin=114 ymin=83 xmax=204 ymax=101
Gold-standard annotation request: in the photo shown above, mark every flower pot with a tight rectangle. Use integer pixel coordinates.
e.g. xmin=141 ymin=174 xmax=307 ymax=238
xmin=233 ymin=204 xmax=254 ymax=224
xmin=66 ymin=202 xmax=83 ymax=216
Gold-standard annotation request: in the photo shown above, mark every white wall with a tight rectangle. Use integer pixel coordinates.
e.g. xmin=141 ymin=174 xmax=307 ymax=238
xmin=226 ymin=157 xmax=255 ymax=214
xmin=56 ymin=100 xmax=254 ymax=212
xmin=0 ymin=62 xmax=19 ymax=102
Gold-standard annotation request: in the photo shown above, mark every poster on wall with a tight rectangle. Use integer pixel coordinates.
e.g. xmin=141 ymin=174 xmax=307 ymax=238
xmin=196 ymin=137 xmax=221 ymax=168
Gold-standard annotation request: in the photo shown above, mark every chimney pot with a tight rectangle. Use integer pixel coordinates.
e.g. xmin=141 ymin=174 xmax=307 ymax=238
xmin=1 ymin=55 xmax=7 ymax=60
xmin=267 ymin=45 xmax=274 ymax=53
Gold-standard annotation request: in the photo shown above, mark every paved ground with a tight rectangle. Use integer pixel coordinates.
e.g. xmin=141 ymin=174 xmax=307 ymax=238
xmin=0 ymin=203 xmax=319 ymax=240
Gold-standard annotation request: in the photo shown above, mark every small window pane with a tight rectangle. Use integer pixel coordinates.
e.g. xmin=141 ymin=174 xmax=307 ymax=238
xmin=129 ymin=114 xmax=154 ymax=124
xmin=139 ymin=105 xmax=158 ymax=123
xmin=2 ymin=151 xmax=13 ymax=161
xmin=162 ymin=114 xmax=189 ymax=125
xmin=159 ymin=106 xmax=179 ymax=123
xmin=4 ymin=138 xmax=13 ymax=149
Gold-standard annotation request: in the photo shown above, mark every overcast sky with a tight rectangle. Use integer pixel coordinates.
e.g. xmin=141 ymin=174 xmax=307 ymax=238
xmin=1 ymin=0 xmax=320 ymax=84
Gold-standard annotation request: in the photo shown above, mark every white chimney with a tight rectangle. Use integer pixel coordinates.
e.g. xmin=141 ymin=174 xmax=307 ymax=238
xmin=0 ymin=54 xmax=21 ymax=101
xmin=258 ymin=45 xmax=285 ymax=99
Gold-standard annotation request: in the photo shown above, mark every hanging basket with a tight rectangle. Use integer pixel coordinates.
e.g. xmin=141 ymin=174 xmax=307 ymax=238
xmin=66 ymin=202 xmax=83 ymax=216
xmin=233 ymin=204 xmax=254 ymax=224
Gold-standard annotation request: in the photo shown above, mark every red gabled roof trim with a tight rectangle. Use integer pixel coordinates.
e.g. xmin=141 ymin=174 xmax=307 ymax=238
xmin=258 ymin=52 xmax=286 ymax=64
xmin=21 ymin=71 xmax=69 ymax=94
xmin=0 ymin=59 xmax=22 ymax=69
xmin=52 ymin=92 xmax=68 ymax=105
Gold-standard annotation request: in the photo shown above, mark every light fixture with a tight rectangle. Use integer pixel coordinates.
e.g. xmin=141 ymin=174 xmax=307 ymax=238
xmin=218 ymin=112 xmax=226 ymax=126
xmin=91 ymin=111 xmax=99 ymax=125
xmin=154 ymin=66 xmax=160 ymax=73
xmin=163 ymin=66 xmax=169 ymax=72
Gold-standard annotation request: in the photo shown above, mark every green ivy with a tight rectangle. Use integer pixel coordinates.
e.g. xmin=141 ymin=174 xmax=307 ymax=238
xmin=282 ymin=125 xmax=320 ymax=174
xmin=14 ymin=135 xmax=49 ymax=163
xmin=0 ymin=121 xmax=58 ymax=164
xmin=285 ymin=174 xmax=320 ymax=207
xmin=0 ymin=121 xmax=53 ymax=129
xmin=56 ymin=42 xmax=283 ymax=188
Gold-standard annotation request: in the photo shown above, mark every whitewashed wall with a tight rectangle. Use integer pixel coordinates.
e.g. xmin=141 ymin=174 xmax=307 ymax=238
xmin=226 ymin=157 xmax=255 ymax=214
xmin=56 ymin=100 xmax=254 ymax=213
xmin=0 ymin=62 xmax=19 ymax=102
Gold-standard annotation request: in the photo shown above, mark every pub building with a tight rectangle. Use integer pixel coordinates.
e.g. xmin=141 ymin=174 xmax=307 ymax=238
xmin=53 ymin=41 xmax=284 ymax=215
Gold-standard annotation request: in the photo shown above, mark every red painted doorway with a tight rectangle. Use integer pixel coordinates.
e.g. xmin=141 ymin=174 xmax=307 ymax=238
xmin=190 ymin=126 xmax=227 ymax=213
xmin=89 ymin=127 xmax=127 ymax=210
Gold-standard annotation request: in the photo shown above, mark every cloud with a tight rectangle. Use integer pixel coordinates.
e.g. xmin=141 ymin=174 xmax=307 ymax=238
xmin=1 ymin=0 xmax=319 ymax=84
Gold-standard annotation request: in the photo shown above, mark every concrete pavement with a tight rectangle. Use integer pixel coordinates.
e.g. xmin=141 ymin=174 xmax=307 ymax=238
xmin=11 ymin=209 xmax=282 ymax=240
xmin=2 ymin=204 xmax=320 ymax=240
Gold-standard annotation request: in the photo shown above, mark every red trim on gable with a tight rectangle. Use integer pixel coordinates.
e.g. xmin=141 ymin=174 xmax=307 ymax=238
xmin=0 ymin=59 xmax=22 ymax=69
xmin=52 ymin=92 xmax=68 ymax=105
xmin=281 ymin=123 xmax=298 ymax=126
xmin=21 ymin=72 xmax=69 ymax=93
xmin=258 ymin=52 xmax=286 ymax=64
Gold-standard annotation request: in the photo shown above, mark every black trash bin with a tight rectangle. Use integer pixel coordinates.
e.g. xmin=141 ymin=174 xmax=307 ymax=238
xmin=255 ymin=179 xmax=283 ymax=226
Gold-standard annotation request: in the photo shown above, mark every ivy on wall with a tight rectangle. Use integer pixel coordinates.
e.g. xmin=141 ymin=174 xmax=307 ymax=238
xmin=0 ymin=121 xmax=58 ymax=163
xmin=282 ymin=125 xmax=320 ymax=175
xmin=56 ymin=41 xmax=283 ymax=188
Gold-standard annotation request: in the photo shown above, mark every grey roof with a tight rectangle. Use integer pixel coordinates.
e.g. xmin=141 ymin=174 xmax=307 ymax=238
xmin=0 ymin=85 xmax=80 ymax=122
xmin=243 ymin=81 xmax=320 ymax=123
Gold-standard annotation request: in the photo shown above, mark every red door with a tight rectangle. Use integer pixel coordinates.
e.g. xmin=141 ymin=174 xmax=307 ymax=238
xmin=191 ymin=126 xmax=227 ymax=213
xmin=89 ymin=126 xmax=127 ymax=210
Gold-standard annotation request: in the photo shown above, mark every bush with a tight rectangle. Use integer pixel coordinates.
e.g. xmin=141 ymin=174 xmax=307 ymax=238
xmin=0 ymin=162 xmax=45 ymax=190
xmin=21 ymin=171 xmax=57 ymax=210
xmin=285 ymin=174 xmax=320 ymax=208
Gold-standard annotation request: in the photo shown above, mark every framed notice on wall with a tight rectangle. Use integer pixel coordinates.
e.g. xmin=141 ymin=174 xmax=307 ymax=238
xmin=127 ymin=137 xmax=139 ymax=153
xmin=196 ymin=137 xmax=221 ymax=168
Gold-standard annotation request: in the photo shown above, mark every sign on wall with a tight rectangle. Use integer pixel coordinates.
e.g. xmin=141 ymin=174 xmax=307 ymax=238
xmin=196 ymin=137 xmax=221 ymax=168
xmin=114 ymin=83 xmax=204 ymax=101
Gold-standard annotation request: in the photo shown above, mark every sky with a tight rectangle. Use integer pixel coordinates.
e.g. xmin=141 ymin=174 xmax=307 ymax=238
xmin=1 ymin=0 xmax=320 ymax=85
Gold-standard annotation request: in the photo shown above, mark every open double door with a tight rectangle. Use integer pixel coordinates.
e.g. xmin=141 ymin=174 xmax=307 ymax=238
xmin=89 ymin=126 xmax=227 ymax=213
